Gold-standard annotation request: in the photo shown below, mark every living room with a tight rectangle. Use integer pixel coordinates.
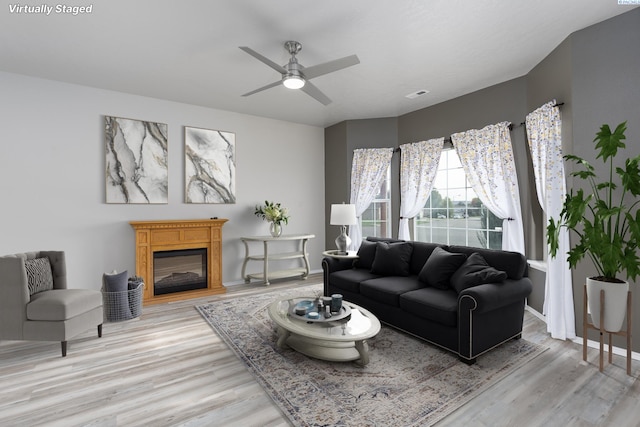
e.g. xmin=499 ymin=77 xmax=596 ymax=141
xmin=1 ymin=2 xmax=640 ymax=426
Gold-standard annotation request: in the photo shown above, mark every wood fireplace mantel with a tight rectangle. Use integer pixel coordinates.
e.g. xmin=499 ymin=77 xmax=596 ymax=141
xmin=130 ymin=219 xmax=228 ymax=305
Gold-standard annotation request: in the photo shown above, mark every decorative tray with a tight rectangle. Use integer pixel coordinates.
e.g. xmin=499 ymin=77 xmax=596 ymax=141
xmin=288 ymin=299 xmax=352 ymax=323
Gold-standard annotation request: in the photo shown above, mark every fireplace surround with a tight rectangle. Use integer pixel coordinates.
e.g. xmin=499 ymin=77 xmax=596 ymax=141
xmin=130 ymin=219 xmax=227 ymax=305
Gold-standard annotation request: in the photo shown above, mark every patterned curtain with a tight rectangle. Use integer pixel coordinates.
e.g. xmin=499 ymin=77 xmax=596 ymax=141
xmin=451 ymin=122 xmax=525 ymax=254
xmin=526 ymin=101 xmax=575 ymax=340
xmin=348 ymin=148 xmax=394 ymax=250
xmin=398 ymin=138 xmax=444 ymax=240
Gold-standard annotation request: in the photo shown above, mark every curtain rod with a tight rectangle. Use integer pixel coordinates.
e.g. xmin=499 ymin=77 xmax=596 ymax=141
xmin=395 ymin=102 xmax=564 ymax=151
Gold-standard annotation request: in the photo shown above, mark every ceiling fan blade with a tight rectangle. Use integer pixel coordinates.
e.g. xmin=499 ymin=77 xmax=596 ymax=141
xmin=242 ymin=80 xmax=282 ymax=97
xmin=303 ymin=55 xmax=360 ymax=80
xmin=239 ymin=46 xmax=287 ymax=74
xmin=300 ymin=81 xmax=332 ymax=105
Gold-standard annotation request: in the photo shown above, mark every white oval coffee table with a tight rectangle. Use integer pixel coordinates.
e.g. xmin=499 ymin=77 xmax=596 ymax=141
xmin=267 ymin=297 xmax=381 ymax=366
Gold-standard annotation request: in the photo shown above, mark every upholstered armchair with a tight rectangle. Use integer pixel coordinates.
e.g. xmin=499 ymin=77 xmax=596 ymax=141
xmin=0 ymin=251 xmax=103 ymax=357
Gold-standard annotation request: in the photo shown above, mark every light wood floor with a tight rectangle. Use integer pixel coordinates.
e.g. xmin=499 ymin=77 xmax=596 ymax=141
xmin=1 ymin=274 xmax=638 ymax=427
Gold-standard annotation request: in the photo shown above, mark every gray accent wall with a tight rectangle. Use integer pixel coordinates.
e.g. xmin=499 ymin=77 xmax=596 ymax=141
xmin=324 ymin=118 xmax=398 ymax=249
xmin=570 ymin=8 xmax=640 ymax=348
xmin=325 ymin=8 xmax=640 ymax=351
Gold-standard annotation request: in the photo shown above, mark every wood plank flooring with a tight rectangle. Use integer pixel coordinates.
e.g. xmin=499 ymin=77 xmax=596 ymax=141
xmin=0 ymin=274 xmax=638 ymax=427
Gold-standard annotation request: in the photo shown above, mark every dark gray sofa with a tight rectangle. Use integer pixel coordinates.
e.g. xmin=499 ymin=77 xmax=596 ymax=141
xmin=322 ymin=237 xmax=532 ymax=364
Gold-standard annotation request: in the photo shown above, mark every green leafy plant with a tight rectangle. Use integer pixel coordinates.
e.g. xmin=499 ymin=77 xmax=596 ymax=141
xmin=547 ymin=122 xmax=640 ymax=282
xmin=254 ymin=200 xmax=290 ymax=226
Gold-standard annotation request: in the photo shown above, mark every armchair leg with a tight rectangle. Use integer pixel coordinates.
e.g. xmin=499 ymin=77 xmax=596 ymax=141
xmin=61 ymin=341 xmax=67 ymax=357
xmin=98 ymin=324 xmax=103 ymax=338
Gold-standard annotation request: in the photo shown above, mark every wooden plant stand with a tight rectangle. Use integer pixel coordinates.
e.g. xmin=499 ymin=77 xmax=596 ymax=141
xmin=583 ymin=285 xmax=632 ymax=375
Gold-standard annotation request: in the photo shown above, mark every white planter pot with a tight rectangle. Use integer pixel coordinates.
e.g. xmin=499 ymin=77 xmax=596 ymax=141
xmin=586 ymin=277 xmax=629 ymax=332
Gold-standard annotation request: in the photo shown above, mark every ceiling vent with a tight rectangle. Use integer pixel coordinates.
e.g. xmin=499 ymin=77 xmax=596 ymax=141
xmin=405 ymin=90 xmax=430 ymax=99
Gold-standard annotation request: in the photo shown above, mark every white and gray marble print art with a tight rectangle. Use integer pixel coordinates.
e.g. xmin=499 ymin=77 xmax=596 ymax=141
xmin=105 ymin=116 xmax=168 ymax=203
xmin=185 ymin=127 xmax=236 ymax=204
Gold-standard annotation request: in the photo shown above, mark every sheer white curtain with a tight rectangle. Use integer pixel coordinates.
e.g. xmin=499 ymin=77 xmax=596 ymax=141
xmin=398 ymin=138 xmax=444 ymax=240
xmin=451 ymin=122 xmax=525 ymax=254
xmin=526 ymin=101 xmax=576 ymax=340
xmin=348 ymin=148 xmax=394 ymax=251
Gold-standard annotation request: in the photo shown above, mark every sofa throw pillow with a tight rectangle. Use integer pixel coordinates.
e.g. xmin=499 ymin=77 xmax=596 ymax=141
xmin=450 ymin=252 xmax=508 ymax=294
xmin=103 ymin=270 xmax=133 ymax=321
xmin=370 ymin=242 xmax=413 ymax=276
xmin=418 ymin=247 xmax=467 ymax=289
xmin=25 ymin=257 xmax=54 ymax=295
xmin=354 ymin=239 xmax=377 ymax=270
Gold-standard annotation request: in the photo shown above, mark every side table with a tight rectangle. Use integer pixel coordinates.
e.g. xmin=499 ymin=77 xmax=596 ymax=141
xmin=322 ymin=250 xmax=359 ymax=259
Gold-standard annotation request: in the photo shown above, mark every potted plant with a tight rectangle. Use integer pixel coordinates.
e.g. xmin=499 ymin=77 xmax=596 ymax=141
xmin=548 ymin=121 xmax=640 ymax=332
xmin=254 ymin=200 xmax=290 ymax=237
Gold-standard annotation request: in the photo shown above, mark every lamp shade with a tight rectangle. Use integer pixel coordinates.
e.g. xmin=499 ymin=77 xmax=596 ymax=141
xmin=330 ymin=204 xmax=357 ymax=225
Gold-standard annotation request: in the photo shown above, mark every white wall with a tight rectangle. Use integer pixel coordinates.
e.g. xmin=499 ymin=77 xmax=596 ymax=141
xmin=0 ymin=71 xmax=325 ymax=290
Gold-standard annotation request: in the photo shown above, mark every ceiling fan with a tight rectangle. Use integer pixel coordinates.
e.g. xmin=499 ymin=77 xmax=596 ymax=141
xmin=239 ymin=41 xmax=360 ymax=105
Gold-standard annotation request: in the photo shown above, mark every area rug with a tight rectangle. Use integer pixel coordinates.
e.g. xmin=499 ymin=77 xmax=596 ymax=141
xmin=196 ymin=284 xmax=546 ymax=427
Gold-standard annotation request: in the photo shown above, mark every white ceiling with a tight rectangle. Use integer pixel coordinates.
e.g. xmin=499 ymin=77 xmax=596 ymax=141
xmin=1 ymin=1 xmax=636 ymax=127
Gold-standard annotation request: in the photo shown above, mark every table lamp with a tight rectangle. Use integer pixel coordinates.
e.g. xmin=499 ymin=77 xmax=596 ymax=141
xmin=330 ymin=203 xmax=357 ymax=254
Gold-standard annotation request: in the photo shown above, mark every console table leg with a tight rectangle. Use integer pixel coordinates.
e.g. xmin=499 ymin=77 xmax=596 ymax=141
xmin=263 ymin=241 xmax=270 ymax=285
xmin=241 ymin=239 xmax=251 ymax=283
xmin=301 ymin=238 xmax=310 ymax=278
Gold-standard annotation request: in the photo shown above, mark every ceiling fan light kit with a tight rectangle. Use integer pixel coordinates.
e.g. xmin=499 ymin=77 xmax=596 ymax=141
xmin=240 ymin=40 xmax=359 ymax=105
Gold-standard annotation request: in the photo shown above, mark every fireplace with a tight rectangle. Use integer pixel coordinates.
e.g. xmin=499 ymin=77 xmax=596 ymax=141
xmin=130 ymin=219 xmax=227 ymax=305
xmin=153 ymin=248 xmax=208 ymax=295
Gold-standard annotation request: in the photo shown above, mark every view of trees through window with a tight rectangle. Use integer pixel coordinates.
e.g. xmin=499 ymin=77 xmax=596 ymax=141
xmin=360 ymin=166 xmax=392 ymax=239
xmin=414 ymin=149 xmax=503 ymax=249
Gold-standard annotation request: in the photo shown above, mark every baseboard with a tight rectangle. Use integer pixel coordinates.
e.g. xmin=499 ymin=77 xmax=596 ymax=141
xmin=525 ymin=306 xmax=640 ymax=361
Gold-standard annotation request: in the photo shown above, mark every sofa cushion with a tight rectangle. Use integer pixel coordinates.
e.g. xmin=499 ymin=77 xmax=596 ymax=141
xmin=330 ymin=269 xmax=380 ymax=294
xmin=450 ymin=252 xmax=508 ymax=294
xmin=370 ymin=242 xmax=413 ymax=276
xmin=400 ymin=287 xmax=459 ymax=327
xmin=353 ymin=240 xmax=376 ymax=270
xmin=418 ymin=247 xmax=467 ymax=289
xmin=27 ymin=289 xmax=103 ymax=321
xmin=360 ymin=276 xmax=424 ymax=307
xmin=24 ymin=257 xmax=54 ymax=295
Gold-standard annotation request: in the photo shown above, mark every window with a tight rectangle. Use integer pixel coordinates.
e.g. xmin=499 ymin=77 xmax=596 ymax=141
xmin=414 ymin=149 xmax=502 ymax=249
xmin=360 ymin=166 xmax=392 ymax=239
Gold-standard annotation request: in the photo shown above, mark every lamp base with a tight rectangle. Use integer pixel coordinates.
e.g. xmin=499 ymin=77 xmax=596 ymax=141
xmin=335 ymin=226 xmax=351 ymax=255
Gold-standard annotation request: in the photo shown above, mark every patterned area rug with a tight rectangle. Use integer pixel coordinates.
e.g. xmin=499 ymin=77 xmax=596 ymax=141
xmin=196 ymin=284 xmax=546 ymax=427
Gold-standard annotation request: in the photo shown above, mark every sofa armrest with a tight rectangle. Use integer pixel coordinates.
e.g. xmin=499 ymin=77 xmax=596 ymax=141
xmin=322 ymin=257 xmax=354 ymax=295
xmin=459 ymin=278 xmax=532 ymax=314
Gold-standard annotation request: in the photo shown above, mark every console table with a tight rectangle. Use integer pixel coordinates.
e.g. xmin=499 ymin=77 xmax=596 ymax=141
xmin=241 ymin=234 xmax=315 ymax=285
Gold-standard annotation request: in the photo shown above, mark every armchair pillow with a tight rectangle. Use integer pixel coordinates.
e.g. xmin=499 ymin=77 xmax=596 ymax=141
xmin=450 ymin=252 xmax=508 ymax=294
xmin=24 ymin=257 xmax=54 ymax=295
xmin=418 ymin=247 xmax=467 ymax=289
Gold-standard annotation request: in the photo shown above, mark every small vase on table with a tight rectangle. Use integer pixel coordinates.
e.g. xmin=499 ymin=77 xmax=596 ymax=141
xmin=270 ymin=222 xmax=283 ymax=237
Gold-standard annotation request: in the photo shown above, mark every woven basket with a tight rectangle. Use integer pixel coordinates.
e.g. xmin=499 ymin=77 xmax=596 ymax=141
xmin=102 ymin=282 xmax=144 ymax=322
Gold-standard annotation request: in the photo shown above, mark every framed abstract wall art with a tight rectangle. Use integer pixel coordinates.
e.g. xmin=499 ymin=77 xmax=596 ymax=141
xmin=184 ymin=126 xmax=236 ymax=204
xmin=105 ymin=116 xmax=168 ymax=204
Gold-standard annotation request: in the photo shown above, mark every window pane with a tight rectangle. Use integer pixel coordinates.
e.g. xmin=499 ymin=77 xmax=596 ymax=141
xmin=360 ymin=166 xmax=391 ymax=239
xmin=413 ymin=149 xmax=502 ymax=249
